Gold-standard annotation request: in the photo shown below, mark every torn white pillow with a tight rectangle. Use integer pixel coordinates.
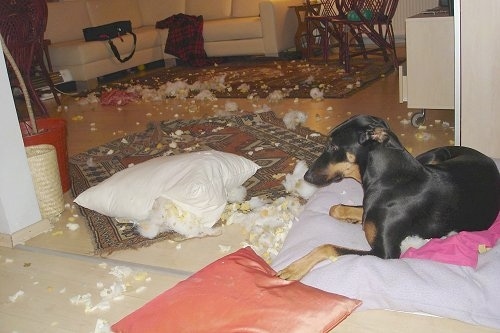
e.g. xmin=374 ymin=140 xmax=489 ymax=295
xmin=74 ymin=150 xmax=260 ymax=237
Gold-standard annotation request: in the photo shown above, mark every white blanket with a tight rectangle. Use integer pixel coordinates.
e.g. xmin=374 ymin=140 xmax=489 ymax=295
xmin=272 ymin=177 xmax=500 ymax=329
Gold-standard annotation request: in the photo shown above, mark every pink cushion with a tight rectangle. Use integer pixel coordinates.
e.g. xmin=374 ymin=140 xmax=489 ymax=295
xmin=401 ymin=213 xmax=500 ymax=267
xmin=112 ymin=247 xmax=361 ymax=333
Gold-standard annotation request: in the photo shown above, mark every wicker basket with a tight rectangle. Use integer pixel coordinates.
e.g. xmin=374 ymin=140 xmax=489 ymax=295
xmin=25 ymin=144 xmax=64 ymax=218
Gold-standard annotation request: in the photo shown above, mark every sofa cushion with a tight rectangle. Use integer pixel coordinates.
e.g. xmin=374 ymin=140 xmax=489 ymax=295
xmin=86 ymin=0 xmax=143 ymax=28
xmin=138 ymin=0 xmax=186 ymax=26
xmin=46 ymin=1 xmax=92 ymax=43
xmin=185 ymin=0 xmax=232 ymax=20
xmin=232 ymin=0 xmax=261 ymax=18
xmin=203 ymin=17 xmax=263 ymax=42
xmin=48 ymin=26 xmax=159 ymax=67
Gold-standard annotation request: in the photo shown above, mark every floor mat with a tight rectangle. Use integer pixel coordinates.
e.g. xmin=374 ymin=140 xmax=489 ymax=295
xmin=104 ymin=56 xmax=396 ymax=99
xmin=69 ymin=111 xmax=326 ymax=254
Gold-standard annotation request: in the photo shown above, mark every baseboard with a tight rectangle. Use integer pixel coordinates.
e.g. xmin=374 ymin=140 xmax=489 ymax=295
xmin=0 ymin=233 xmax=13 ymax=248
xmin=0 ymin=219 xmax=52 ymax=248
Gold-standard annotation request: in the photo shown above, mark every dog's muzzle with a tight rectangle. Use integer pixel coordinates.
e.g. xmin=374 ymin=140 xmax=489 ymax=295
xmin=304 ymin=169 xmax=343 ymax=186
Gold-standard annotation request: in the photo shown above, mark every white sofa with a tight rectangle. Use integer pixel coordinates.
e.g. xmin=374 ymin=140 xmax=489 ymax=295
xmin=45 ymin=0 xmax=300 ymax=89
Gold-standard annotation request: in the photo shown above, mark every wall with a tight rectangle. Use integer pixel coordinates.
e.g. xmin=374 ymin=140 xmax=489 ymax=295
xmin=392 ymin=0 xmax=438 ymax=39
xmin=0 ymin=42 xmax=42 ymax=236
xmin=459 ymin=0 xmax=500 ymax=158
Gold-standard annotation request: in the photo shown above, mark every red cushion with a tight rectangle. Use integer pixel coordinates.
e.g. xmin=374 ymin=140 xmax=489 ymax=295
xmin=112 ymin=247 xmax=361 ymax=333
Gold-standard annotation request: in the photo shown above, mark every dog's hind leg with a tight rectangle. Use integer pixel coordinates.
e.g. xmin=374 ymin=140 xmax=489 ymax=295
xmin=330 ymin=205 xmax=363 ymax=223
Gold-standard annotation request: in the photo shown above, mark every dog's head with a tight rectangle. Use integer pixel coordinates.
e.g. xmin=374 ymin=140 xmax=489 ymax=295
xmin=304 ymin=115 xmax=396 ymax=185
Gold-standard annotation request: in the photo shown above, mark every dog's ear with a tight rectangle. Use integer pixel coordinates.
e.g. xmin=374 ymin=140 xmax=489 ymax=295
xmin=358 ymin=127 xmax=389 ymax=145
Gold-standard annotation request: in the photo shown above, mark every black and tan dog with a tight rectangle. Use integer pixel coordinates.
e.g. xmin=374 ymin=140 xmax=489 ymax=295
xmin=278 ymin=115 xmax=500 ymax=280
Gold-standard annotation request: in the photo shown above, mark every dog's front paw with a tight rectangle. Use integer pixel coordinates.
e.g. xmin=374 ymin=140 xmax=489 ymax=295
xmin=277 ymin=263 xmax=310 ymax=281
xmin=329 ymin=204 xmax=363 ymax=223
xmin=329 ymin=204 xmax=344 ymax=219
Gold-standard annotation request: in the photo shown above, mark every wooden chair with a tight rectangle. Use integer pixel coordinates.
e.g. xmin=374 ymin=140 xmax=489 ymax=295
xmin=334 ymin=0 xmax=400 ymax=72
xmin=304 ymin=0 xmax=343 ymax=62
xmin=0 ymin=0 xmax=61 ymax=118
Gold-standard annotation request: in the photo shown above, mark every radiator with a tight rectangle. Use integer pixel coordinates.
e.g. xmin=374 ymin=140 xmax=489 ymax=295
xmin=393 ymin=0 xmax=439 ymax=40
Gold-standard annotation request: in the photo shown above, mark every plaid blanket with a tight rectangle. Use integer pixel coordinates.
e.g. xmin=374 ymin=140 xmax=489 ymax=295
xmin=156 ymin=13 xmax=213 ymax=67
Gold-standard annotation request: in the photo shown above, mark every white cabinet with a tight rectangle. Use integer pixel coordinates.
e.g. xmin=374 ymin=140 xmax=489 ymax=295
xmin=399 ymin=13 xmax=454 ymax=110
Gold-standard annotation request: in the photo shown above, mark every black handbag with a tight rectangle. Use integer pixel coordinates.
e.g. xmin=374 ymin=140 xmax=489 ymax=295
xmin=83 ymin=20 xmax=137 ymax=63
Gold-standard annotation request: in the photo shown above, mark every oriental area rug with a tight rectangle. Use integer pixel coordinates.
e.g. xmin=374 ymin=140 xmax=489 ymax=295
xmin=107 ymin=56 xmax=395 ymax=99
xmin=69 ymin=111 xmax=326 ymax=254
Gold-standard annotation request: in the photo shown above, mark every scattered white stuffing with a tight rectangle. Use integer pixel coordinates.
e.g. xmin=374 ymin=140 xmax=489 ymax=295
xmin=194 ymin=89 xmax=217 ymax=101
xmin=218 ymin=245 xmax=232 ymax=253
xmin=99 ymin=282 xmax=126 ymax=301
xmin=254 ymin=104 xmax=272 ymax=113
xmin=164 ymin=80 xmax=190 ymax=99
xmin=415 ymin=132 xmax=432 ymax=141
xmin=303 ymin=75 xmax=315 ymax=85
xmin=133 ymin=271 xmax=149 ymax=281
xmin=70 ymin=264 xmax=150 ymax=316
xmin=400 ymin=235 xmax=429 ymax=253
xmin=267 ymin=90 xmax=285 ymax=103
xmin=135 ymin=286 xmax=147 ymax=293
xmin=225 ymin=196 xmax=303 ymax=262
xmin=401 ymin=231 xmax=457 ymax=254
xmin=66 ymin=223 xmax=80 ymax=231
xmin=94 ymin=319 xmax=112 ymax=333
xmin=309 ymin=87 xmax=324 ymax=101
xmin=9 ymin=290 xmax=24 ymax=302
xmin=283 ymin=110 xmax=307 ymax=130
xmin=282 ymin=160 xmax=318 ymax=199
xmin=227 ymin=185 xmax=247 ymax=203
xmin=86 ymin=157 xmax=97 ymax=167
xmin=109 ymin=266 xmax=132 ymax=280
xmin=70 ymin=293 xmax=92 ymax=306
xmin=247 ymin=93 xmax=258 ymax=100
xmin=224 ymin=101 xmax=239 ymax=112
xmin=237 ymin=83 xmax=250 ymax=93
xmin=136 ymin=197 xmax=222 ymax=239
xmin=77 ymin=92 xmax=99 ymax=105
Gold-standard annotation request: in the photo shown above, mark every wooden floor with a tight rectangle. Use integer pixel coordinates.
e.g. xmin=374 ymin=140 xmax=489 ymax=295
xmin=4 ymin=56 xmax=492 ymax=333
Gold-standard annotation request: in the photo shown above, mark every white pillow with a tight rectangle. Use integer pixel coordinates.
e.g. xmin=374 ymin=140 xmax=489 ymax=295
xmin=74 ymin=150 xmax=260 ymax=237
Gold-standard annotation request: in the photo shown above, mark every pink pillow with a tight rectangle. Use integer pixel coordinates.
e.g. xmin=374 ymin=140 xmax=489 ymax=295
xmin=112 ymin=247 xmax=361 ymax=333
